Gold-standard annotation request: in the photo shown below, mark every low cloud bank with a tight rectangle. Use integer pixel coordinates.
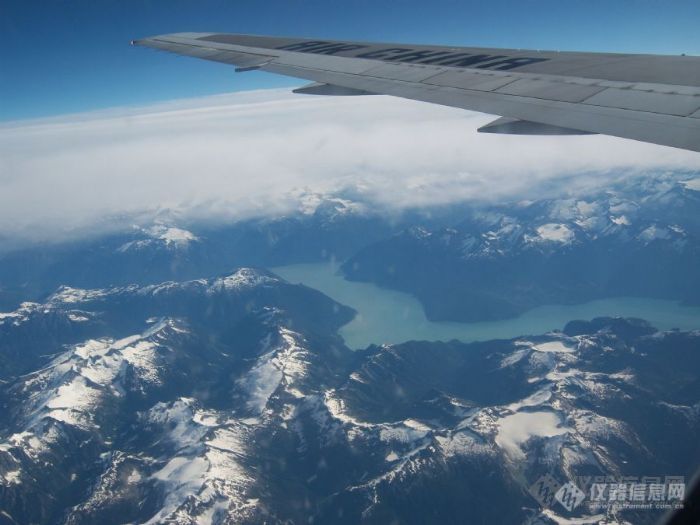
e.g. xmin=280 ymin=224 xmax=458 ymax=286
xmin=2 ymin=89 xmax=699 ymax=245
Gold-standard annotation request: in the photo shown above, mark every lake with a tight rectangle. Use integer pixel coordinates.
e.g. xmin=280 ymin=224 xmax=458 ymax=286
xmin=272 ymin=262 xmax=700 ymax=349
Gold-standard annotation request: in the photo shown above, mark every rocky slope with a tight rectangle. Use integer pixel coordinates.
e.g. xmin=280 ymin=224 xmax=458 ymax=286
xmin=0 ymin=268 xmax=697 ymax=524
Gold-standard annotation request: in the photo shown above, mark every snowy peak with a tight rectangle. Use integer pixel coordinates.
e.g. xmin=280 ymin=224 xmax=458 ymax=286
xmin=1 ymin=279 xmax=697 ymax=525
xmin=209 ymin=268 xmax=280 ymax=292
xmin=295 ymin=191 xmax=366 ymax=218
xmin=137 ymin=398 xmax=257 ymax=524
xmin=8 ymin=319 xmax=179 ymax=432
xmin=117 ymin=224 xmax=199 ymax=252
xmin=306 ymin=320 xmax=699 ymax=523
xmin=147 ymin=225 xmax=198 ymax=247
xmin=236 ymin=327 xmax=312 ymax=417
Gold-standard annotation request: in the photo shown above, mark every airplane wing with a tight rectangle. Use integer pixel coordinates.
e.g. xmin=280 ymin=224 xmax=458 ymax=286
xmin=132 ymin=32 xmax=700 ymax=152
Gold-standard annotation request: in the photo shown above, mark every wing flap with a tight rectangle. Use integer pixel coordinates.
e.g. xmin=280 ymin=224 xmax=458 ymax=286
xmin=494 ymin=79 xmax=606 ymax=103
xmin=583 ymin=88 xmax=700 ymax=117
xmin=362 ymin=63 xmax=446 ymax=82
xmin=423 ymin=70 xmax=517 ymax=91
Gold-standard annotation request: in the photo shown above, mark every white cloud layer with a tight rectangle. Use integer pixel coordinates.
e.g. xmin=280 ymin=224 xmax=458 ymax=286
xmin=1 ymin=89 xmax=700 ymax=244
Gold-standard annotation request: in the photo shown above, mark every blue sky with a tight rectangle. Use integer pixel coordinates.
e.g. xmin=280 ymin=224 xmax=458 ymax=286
xmin=2 ymin=0 xmax=700 ymax=121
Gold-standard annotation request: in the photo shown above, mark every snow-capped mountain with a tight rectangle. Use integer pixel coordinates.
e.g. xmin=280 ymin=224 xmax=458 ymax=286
xmin=5 ymin=173 xmax=698 ymax=325
xmin=117 ymin=224 xmax=200 ymax=252
xmin=0 ymin=268 xmax=355 ymax=524
xmin=342 ymin=173 xmax=700 ymax=322
xmin=0 ymin=174 xmax=699 ymax=523
xmin=0 ymin=194 xmax=394 ymax=308
xmin=0 ymin=267 xmax=697 ymax=524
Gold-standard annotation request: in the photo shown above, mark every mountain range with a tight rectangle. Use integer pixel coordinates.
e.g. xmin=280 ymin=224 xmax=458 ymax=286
xmin=0 ymin=267 xmax=697 ymax=523
xmin=1 ymin=171 xmax=699 ymax=523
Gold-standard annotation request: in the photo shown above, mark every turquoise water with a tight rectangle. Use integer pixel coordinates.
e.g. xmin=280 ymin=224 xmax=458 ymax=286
xmin=272 ymin=262 xmax=700 ymax=349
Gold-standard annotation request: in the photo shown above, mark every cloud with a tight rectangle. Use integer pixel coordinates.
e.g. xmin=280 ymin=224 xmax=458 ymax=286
xmin=1 ymin=88 xmax=700 ymax=245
